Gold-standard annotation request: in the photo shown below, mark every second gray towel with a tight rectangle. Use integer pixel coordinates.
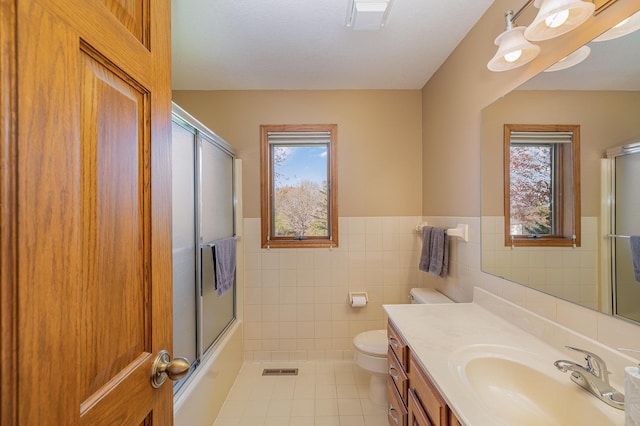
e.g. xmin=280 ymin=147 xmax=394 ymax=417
xmin=631 ymin=235 xmax=640 ymax=282
xmin=429 ymin=227 xmax=449 ymax=278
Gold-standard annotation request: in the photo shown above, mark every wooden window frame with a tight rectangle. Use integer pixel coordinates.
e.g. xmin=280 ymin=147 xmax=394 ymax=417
xmin=503 ymin=124 xmax=581 ymax=248
xmin=260 ymin=124 xmax=338 ymax=249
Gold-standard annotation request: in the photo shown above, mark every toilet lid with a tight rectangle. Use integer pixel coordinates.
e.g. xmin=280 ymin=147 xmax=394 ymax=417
xmin=410 ymin=288 xmax=453 ymax=304
xmin=353 ymin=329 xmax=387 ymax=356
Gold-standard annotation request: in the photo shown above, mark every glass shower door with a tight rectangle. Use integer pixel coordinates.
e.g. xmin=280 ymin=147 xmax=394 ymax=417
xmin=171 ymin=120 xmax=198 ymax=389
xmin=614 ymin=151 xmax=640 ymax=322
xmin=199 ymin=134 xmax=236 ymax=352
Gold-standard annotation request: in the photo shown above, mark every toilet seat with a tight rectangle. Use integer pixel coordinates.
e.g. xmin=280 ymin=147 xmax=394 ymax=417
xmin=353 ymin=329 xmax=387 ymax=357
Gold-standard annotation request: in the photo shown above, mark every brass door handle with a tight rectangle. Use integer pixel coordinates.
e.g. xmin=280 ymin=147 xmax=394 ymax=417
xmin=151 ymin=350 xmax=190 ymax=388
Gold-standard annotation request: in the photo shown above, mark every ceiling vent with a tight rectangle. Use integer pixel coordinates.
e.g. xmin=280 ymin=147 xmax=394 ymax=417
xmin=346 ymin=0 xmax=393 ymax=31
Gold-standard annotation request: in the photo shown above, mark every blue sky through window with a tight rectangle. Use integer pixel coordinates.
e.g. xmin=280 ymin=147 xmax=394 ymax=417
xmin=274 ymin=145 xmax=327 ymax=187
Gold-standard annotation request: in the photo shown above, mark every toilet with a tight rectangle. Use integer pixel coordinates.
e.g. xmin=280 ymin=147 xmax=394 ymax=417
xmin=352 ymin=288 xmax=453 ymax=405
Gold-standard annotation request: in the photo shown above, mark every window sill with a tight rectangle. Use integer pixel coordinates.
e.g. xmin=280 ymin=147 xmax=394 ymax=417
xmin=505 ymin=237 xmax=580 ymax=248
xmin=262 ymin=239 xmax=338 ymax=249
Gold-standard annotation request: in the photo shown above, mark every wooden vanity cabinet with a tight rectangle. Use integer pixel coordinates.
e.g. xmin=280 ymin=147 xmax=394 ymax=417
xmin=388 ymin=320 xmax=462 ymax=426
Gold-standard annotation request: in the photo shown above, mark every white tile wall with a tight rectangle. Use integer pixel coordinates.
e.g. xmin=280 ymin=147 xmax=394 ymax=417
xmin=481 ymin=216 xmax=599 ymax=309
xmin=242 ymin=216 xmax=427 ymax=361
xmin=241 ymin=215 xmax=640 ymax=364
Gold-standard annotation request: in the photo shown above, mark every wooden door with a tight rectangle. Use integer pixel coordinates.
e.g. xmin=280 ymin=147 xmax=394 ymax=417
xmin=1 ymin=0 xmax=174 ymax=424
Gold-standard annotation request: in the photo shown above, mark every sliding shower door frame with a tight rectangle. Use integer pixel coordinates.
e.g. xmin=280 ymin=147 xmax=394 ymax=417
xmin=171 ymin=103 xmax=237 ymax=395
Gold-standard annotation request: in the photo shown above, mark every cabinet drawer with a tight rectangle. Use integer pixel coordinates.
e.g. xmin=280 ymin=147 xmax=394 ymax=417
xmin=388 ymin=321 xmax=407 ymax=370
xmin=408 ymin=389 xmax=433 ymax=426
xmin=388 ymin=347 xmax=408 ymax=403
xmin=388 ymin=376 xmax=408 ymax=426
xmin=409 ymin=355 xmax=448 ymax=426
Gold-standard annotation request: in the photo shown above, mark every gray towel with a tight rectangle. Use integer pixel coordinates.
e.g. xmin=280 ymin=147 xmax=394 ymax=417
xmin=631 ymin=236 xmax=640 ymax=282
xmin=428 ymin=228 xmax=449 ymax=278
xmin=211 ymin=237 xmax=236 ymax=296
xmin=419 ymin=226 xmax=433 ymax=273
xmin=418 ymin=226 xmax=449 ymax=278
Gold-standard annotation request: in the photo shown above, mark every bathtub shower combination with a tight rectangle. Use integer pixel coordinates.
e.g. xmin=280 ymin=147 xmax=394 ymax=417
xmin=171 ymin=103 xmax=237 ymax=393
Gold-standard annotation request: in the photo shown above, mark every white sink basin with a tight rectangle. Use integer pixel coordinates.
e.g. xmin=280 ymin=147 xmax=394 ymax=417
xmin=449 ymin=345 xmax=621 ymax=426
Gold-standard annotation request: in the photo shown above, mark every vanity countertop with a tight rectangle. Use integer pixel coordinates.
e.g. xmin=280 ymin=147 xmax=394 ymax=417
xmin=384 ymin=295 xmax=626 ymax=426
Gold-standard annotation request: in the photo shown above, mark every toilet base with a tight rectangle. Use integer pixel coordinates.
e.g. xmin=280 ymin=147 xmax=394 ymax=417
xmin=368 ymin=373 xmax=388 ymax=406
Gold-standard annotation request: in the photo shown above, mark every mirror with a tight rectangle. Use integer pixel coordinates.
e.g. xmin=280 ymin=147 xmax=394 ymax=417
xmin=481 ymin=13 xmax=640 ymax=319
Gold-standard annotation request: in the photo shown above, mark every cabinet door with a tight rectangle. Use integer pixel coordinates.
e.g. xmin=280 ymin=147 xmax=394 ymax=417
xmin=409 ymin=355 xmax=449 ymax=426
xmin=408 ymin=389 xmax=433 ymax=426
xmin=449 ymin=411 xmax=463 ymax=426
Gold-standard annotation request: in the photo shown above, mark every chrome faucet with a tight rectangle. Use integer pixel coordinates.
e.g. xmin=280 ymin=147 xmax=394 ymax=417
xmin=554 ymin=346 xmax=624 ymax=410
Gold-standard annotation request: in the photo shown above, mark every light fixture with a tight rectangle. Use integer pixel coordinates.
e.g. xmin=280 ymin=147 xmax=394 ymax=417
xmin=346 ymin=0 xmax=392 ymax=31
xmin=524 ymin=0 xmax=595 ymax=41
xmin=543 ymin=45 xmax=590 ymax=72
xmin=487 ymin=0 xmax=595 ymax=72
xmin=488 ymin=11 xmax=541 ymax=72
xmin=593 ymin=9 xmax=640 ymax=42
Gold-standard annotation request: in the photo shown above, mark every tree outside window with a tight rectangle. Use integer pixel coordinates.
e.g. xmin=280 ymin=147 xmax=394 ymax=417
xmin=509 ymin=144 xmax=554 ymax=236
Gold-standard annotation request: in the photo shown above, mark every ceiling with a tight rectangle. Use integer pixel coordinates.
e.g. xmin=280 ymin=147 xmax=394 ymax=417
xmin=171 ymin=0 xmax=494 ymax=90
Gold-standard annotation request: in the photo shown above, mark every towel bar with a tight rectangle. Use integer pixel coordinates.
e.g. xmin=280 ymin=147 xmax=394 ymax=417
xmin=416 ymin=223 xmax=469 ymax=243
xmin=201 ymin=235 xmax=238 ymax=248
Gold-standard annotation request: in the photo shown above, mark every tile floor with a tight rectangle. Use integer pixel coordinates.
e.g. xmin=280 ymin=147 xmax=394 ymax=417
xmin=213 ymin=360 xmax=389 ymax=426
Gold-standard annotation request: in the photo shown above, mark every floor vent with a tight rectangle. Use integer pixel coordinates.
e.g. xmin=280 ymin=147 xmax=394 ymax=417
xmin=262 ymin=368 xmax=298 ymax=376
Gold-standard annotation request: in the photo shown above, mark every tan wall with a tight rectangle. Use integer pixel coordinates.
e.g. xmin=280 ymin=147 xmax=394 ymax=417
xmin=171 ymin=90 xmax=423 ymax=218
xmin=482 ymin=90 xmax=640 ymax=216
xmin=421 ymin=0 xmax=640 ymax=217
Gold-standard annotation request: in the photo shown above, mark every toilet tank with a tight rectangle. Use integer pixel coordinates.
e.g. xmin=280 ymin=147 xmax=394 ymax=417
xmin=409 ymin=288 xmax=453 ymax=304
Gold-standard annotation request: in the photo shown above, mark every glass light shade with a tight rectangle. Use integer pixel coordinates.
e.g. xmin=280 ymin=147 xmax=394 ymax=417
xmin=487 ymin=26 xmax=541 ymax=72
xmin=543 ymin=45 xmax=590 ymax=72
xmin=524 ymin=0 xmax=595 ymax=41
xmin=593 ymin=10 xmax=640 ymax=42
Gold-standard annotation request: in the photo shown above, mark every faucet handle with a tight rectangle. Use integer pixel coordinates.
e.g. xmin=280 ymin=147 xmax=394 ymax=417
xmin=566 ymin=346 xmax=609 ymax=380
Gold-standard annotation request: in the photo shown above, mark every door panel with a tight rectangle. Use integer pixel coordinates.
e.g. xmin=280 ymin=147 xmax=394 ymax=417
xmin=79 ymin=48 xmax=150 ymax=401
xmin=99 ymin=0 xmax=150 ymax=47
xmin=2 ymin=0 xmax=172 ymax=424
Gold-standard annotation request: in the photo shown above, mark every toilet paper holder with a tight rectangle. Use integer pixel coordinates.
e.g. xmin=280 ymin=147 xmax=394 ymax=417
xmin=349 ymin=291 xmax=368 ymax=307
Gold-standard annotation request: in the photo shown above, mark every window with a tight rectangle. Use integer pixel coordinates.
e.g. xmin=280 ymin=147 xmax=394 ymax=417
xmin=260 ymin=124 xmax=338 ymax=248
xmin=504 ymin=124 xmax=581 ymax=247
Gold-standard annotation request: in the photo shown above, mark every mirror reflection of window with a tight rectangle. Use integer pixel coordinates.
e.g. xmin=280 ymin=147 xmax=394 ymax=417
xmin=504 ymin=124 xmax=581 ymax=247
